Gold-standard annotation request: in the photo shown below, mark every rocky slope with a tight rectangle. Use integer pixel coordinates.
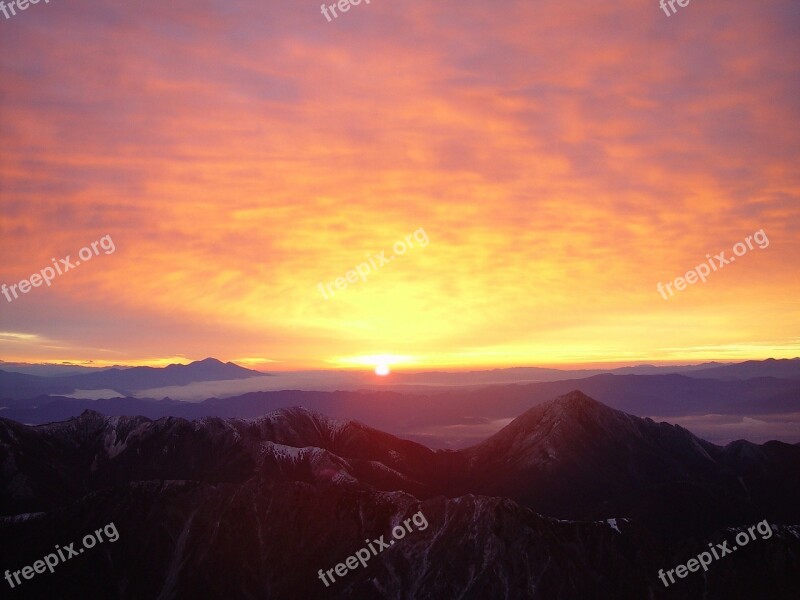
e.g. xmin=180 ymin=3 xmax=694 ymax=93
xmin=1 ymin=392 xmax=799 ymax=599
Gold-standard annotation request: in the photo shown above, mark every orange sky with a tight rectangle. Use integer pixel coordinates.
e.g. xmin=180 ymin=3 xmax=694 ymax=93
xmin=1 ymin=0 xmax=799 ymax=370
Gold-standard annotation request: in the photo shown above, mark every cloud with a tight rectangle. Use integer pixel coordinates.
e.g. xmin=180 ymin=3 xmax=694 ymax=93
xmin=649 ymin=413 xmax=800 ymax=445
xmin=1 ymin=0 xmax=798 ymax=366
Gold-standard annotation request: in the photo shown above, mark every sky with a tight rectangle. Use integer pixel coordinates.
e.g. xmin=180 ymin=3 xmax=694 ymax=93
xmin=1 ymin=0 xmax=799 ymax=371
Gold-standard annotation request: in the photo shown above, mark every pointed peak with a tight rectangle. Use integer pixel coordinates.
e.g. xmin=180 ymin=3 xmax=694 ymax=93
xmin=78 ymin=409 xmax=103 ymax=418
xmin=553 ymin=390 xmax=596 ymax=403
xmin=196 ymin=357 xmax=224 ymax=364
xmin=546 ymin=390 xmax=604 ymax=412
xmin=493 ymin=391 xmax=611 ymax=435
xmin=492 ymin=391 xmax=618 ymax=437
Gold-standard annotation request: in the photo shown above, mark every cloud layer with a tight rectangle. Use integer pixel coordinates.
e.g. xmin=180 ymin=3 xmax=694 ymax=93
xmin=1 ymin=0 xmax=799 ymax=367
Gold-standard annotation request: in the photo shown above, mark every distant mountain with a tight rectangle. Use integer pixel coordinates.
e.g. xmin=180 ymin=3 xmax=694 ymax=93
xmin=2 ymin=358 xmax=793 ymax=403
xmin=86 ymin=358 xmax=790 ymax=400
xmin=0 ymin=358 xmax=265 ymax=400
xmin=371 ymin=361 xmax=730 ymax=386
xmin=0 ymin=362 xmax=116 ymax=377
xmin=681 ymin=358 xmax=800 ymax=380
xmin=1 ymin=393 xmax=799 ymax=599
xmin=2 ymin=372 xmax=798 ymax=448
xmin=0 ymin=371 xmax=76 ymax=400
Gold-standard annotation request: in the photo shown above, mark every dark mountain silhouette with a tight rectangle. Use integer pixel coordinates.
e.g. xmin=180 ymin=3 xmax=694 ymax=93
xmin=2 ymin=358 xmax=794 ymax=403
xmin=382 ymin=361 xmax=727 ymax=385
xmin=682 ymin=358 xmax=800 ymax=380
xmin=445 ymin=392 xmax=800 ymax=539
xmin=0 ymin=358 xmax=265 ymax=400
xmin=0 ymin=362 xmax=114 ymax=377
xmin=1 ymin=374 xmax=798 ymax=450
xmin=1 ymin=392 xmax=799 ymax=599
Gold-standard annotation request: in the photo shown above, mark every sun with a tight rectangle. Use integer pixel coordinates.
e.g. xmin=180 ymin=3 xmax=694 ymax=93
xmin=374 ymin=364 xmax=391 ymax=376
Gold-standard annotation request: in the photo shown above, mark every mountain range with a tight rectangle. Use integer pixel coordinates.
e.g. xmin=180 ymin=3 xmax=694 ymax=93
xmin=1 ymin=391 xmax=799 ymax=599
xmin=2 ymin=358 xmax=798 ymax=403
xmin=0 ymin=358 xmax=264 ymax=400
xmin=2 ymin=371 xmax=798 ymax=448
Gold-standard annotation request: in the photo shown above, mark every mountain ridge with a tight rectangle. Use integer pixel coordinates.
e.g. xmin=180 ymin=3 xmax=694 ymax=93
xmin=1 ymin=392 xmax=799 ymax=599
xmin=0 ymin=357 xmax=265 ymax=400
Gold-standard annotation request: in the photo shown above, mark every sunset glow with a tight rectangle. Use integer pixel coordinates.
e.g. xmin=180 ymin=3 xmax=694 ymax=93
xmin=1 ymin=0 xmax=798 ymax=370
